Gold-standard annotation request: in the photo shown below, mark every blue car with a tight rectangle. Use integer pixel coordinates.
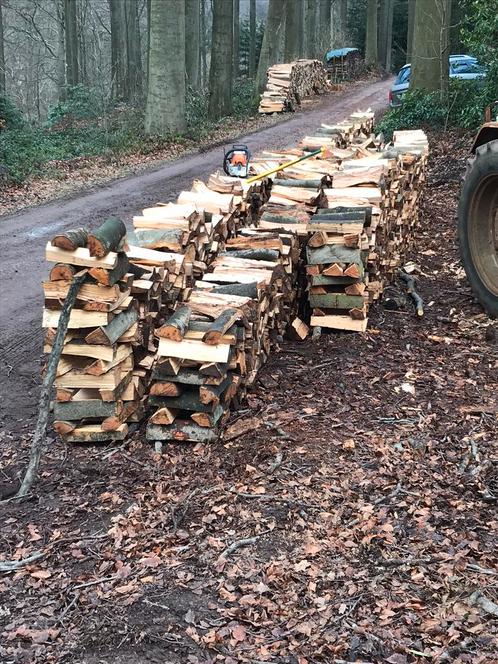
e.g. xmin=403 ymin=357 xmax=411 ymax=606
xmin=389 ymin=55 xmax=486 ymax=107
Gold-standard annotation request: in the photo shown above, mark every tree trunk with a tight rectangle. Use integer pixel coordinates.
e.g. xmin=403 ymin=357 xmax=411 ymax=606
xmin=305 ymin=0 xmax=317 ymax=59
xmin=331 ymin=0 xmax=348 ymax=49
xmin=200 ymin=0 xmax=207 ymax=86
xmin=318 ymin=0 xmax=331 ymax=60
xmin=110 ymin=0 xmax=127 ymax=99
xmin=365 ymin=0 xmax=378 ymax=67
xmin=145 ymin=0 xmax=186 ymax=135
xmin=208 ymin=0 xmax=233 ymax=120
xmin=284 ymin=0 xmax=300 ymax=62
xmin=249 ymin=0 xmax=256 ymax=77
xmin=407 ymin=0 xmax=415 ymax=62
xmin=55 ymin=0 xmax=66 ymax=99
xmin=256 ymin=0 xmax=285 ymax=92
xmin=125 ymin=0 xmax=143 ymax=100
xmin=0 ymin=0 xmax=5 ymax=95
xmin=186 ymin=0 xmax=201 ymax=88
xmin=411 ymin=0 xmax=451 ymax=94
xmin=146 ymin=0 xmax=151 ymax=89
xmin=378 ymin=0 xmax=394 ymax=71
xmin=64 ymin=0 xmax=79 ymax=86
xmin=233 ymin=0 xmax=240 ymax=78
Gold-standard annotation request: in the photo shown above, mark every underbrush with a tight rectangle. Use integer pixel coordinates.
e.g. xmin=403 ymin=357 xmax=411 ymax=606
xmin=377 ymin=79 xmax=493 ymax=140
xmin=0 ymin=79 xmax=260 ymax=184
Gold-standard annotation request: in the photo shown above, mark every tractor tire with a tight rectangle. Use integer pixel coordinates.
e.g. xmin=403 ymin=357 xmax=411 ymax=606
xmin=458 ymin=139 xmax=498 ymax=317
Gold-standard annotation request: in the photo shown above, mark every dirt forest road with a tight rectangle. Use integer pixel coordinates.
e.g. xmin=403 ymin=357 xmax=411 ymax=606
xmin=0 ymin=78 xmax=391 ymax=432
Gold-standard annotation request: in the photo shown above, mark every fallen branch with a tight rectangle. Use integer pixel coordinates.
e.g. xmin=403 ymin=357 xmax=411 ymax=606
xmin=220 ymin=529 xmax=271 ymax=558
xmin=0 ymin=551 xmax=44 ymax=572
xmin=15 ymin=272 xmax=86 ymax=498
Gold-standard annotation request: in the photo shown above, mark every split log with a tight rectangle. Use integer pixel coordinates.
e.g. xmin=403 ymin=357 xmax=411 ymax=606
xmin=89 ymin=253 xmax=130 ymax=286
xmin=51 ymin=228 xmax=88 ymax=252
xmin=156 ymin=305 xmax=191 ymax=342
xmin=147 ymin=421 xmax=219 ymax=442
xmin=49 ymin=264 xmax=77 ymax=282
xmin=202 ymin=308 xmax=240 ymax=345
xmin=150 ymin=382 xmax=183 ymax=397
xmin=85 ymin=308 xmax=138 ymax=345
xmin=222 ymin=249 xmax=279 ymax=261
xmin=150 ymin=407 xmax=178 ymax=425
xmin=87 ymin=217 xmax=127 ymax=258
xmin=210 ymin=282 xmax=260 ymax=298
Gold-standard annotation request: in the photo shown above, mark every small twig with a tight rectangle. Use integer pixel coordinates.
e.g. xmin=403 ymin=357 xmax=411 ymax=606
xmin=399 ymin=270 xmax=424 ymax=317
xmin=0 ymin=551 xmax=44 ymax=572
xmin=220 ymin=529 xmax=271 ymax=558
xmin=376 ymin=556 xmax=439 ymax=567
xmin=55 ymin=593 xmax=79 ymax=624
xmin=71 ymin=575 xmax=118 ymax=590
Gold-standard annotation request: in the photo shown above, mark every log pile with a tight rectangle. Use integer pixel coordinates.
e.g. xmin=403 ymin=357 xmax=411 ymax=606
xmin=258 ymin=59 xmax=329 ymax=114
xmin=43 ymin=219 xmax=153 ymax=442
xmin=41 ymin=107 xmax=429 ymax=445
xmin=146 ymin=233 xmax=300 ymax=442
xmin=305 ymin=126 xmax=429 ymax=331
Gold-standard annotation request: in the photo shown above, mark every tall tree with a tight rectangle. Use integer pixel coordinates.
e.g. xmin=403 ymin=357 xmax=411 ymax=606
xmin=233 ymin=0 xmax=240 ymax=77
xmin=411 ymin=0 xmax=451 ymax=94
xmin=256 ymin=0 xmax=285 ymax=92
xmin=208 ymin=0 xmax=233 ymax=119
xmin=64 ymin=0 xmax=79 ymax=86
xmin=186 ymin=0 xmax=201 ymax=88
xmin=407 ymin=0 xmax=415 ymax=61
xmin=125 ymin=0 xmax=142 ymax=99
xmin=249 ymin=0 xmax=257 ymax=77
xmin=378 ymin=0 xmax=394 ymax=70
xmin=0 ymin=0 xmax=5 ymax=95
xmin=365 ymin=0 xmax=378 ymax=66
xmin=110 ymin=0 xmax=127 ymax=98
xmin=55 ymin=0 xmax=66 ymax=99
xmin=200 ymin=0 xmax=207 ymax=86
xmin=305 ymin=0 xmax=317 ymax=58
xmin=145 ymin=0 xmax=186 ymax=135
xmin=331 ymin=0 xmax=348 ymax=49
xmin=284 ymin=0 xmax=300 ymax=61
xmin=318 ymin=0 xmax=331 ymax=58
xmin=110 ymin=0 xmax=142 ymax=101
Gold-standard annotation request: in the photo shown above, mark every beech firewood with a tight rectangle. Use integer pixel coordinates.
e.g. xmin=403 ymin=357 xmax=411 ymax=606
xmin=88 ymin=217 xmax=127 ymax=258
xmin=156 ymin=305 xmax=191 ymax=342
xmin=52 ymin=228 xmax=88 ymax=252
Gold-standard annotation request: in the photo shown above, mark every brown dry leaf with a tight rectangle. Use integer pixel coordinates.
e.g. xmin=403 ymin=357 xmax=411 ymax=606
xmin=30 ymin=569 xmax=52 ymax=580
xmin=140 ymin=555 xmax=161 ymax=568
xmin=343 ymin=439 xmax=356 ymax=451
xmin=224 ymin=416 xmax=262 ymax=441
xmin=231 ymin=623 xmax=246 ymax=642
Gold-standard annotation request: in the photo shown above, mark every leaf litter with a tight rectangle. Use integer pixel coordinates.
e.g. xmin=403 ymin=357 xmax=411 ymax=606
xmin=0 ymin=130 xmax=497 ymax=663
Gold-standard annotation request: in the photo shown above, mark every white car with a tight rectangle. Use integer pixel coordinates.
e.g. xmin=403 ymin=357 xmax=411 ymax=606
xmin=389 ymin=55 xmax=486 ymax=107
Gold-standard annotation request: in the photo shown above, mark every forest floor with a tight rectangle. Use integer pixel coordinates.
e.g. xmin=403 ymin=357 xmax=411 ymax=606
xmin=1 ymin=132 xmax=497 ymax=664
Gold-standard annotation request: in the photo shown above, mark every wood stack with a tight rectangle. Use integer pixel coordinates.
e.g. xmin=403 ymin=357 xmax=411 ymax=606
xmin=43 ymin=219 xmax=149 ymax=442
xmin=146 ymin=229 xmax=301 ymax=442
xmin=258 ymin=59 xmax=329 ymax=114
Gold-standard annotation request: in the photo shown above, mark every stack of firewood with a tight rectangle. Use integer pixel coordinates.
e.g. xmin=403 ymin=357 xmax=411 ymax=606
xmin=146 ymin=231 xmax=301 ymax=442
xmin=42 ymin=219 xmax=156 ymax=442
xmin=259 ymin=59 xmax=329 ymax=114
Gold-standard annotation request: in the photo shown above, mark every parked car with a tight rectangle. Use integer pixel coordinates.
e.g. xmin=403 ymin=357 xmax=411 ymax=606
xmin=389 ymin=55 xmax=486 ymax=106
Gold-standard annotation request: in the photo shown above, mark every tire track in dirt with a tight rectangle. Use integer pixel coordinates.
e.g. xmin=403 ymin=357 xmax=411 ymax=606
xmin=0 ymin=78 xmax=392 ymax=432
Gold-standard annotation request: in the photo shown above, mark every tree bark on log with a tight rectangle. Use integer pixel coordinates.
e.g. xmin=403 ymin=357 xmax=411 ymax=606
xmin=88 ymin=218 xmax=127 ymax=258
xmin=85 ymin=308 xmax=138 ymax=345
xmin=203 ymin=308 xmax=240 ymax=345
xmin=156 ymin=305 xmax=192 ymax=341
xmin=15 ymin=273 xmax=86 ymax=498
xmin=89 ymin=253 xmax=130 ymax=286
xmin=52 ymin=228 xmax=88 ymax=252
xmin=50 ymin=263 xmax=77 ymax=282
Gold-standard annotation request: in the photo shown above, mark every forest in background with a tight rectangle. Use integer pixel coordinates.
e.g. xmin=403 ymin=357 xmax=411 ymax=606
xmin=0 ymin=0 xmax=497 ymax=185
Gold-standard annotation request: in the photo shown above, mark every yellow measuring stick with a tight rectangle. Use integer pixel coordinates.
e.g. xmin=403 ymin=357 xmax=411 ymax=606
xmin=245 ymin=147 xmax=324 ymax=184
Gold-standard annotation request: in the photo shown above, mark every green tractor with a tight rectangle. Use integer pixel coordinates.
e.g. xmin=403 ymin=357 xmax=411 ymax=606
xmin=458 ymin=104 xmax=498 ymax=317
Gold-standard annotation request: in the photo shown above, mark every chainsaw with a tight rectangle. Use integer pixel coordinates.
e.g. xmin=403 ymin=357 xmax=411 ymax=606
xmin=223 ymin=145 xmax=251 ymax=178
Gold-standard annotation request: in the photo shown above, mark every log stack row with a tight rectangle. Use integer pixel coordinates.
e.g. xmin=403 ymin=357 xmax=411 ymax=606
xmin=146 ymin=231 xmax=300 ymax=442
xmin=42 ymin=219 xmax=156 ymax=442
xmin=304 ymin=127 xmax=428 ymax=331
xmin=258 ymin=59 xmax=329 ymax=114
